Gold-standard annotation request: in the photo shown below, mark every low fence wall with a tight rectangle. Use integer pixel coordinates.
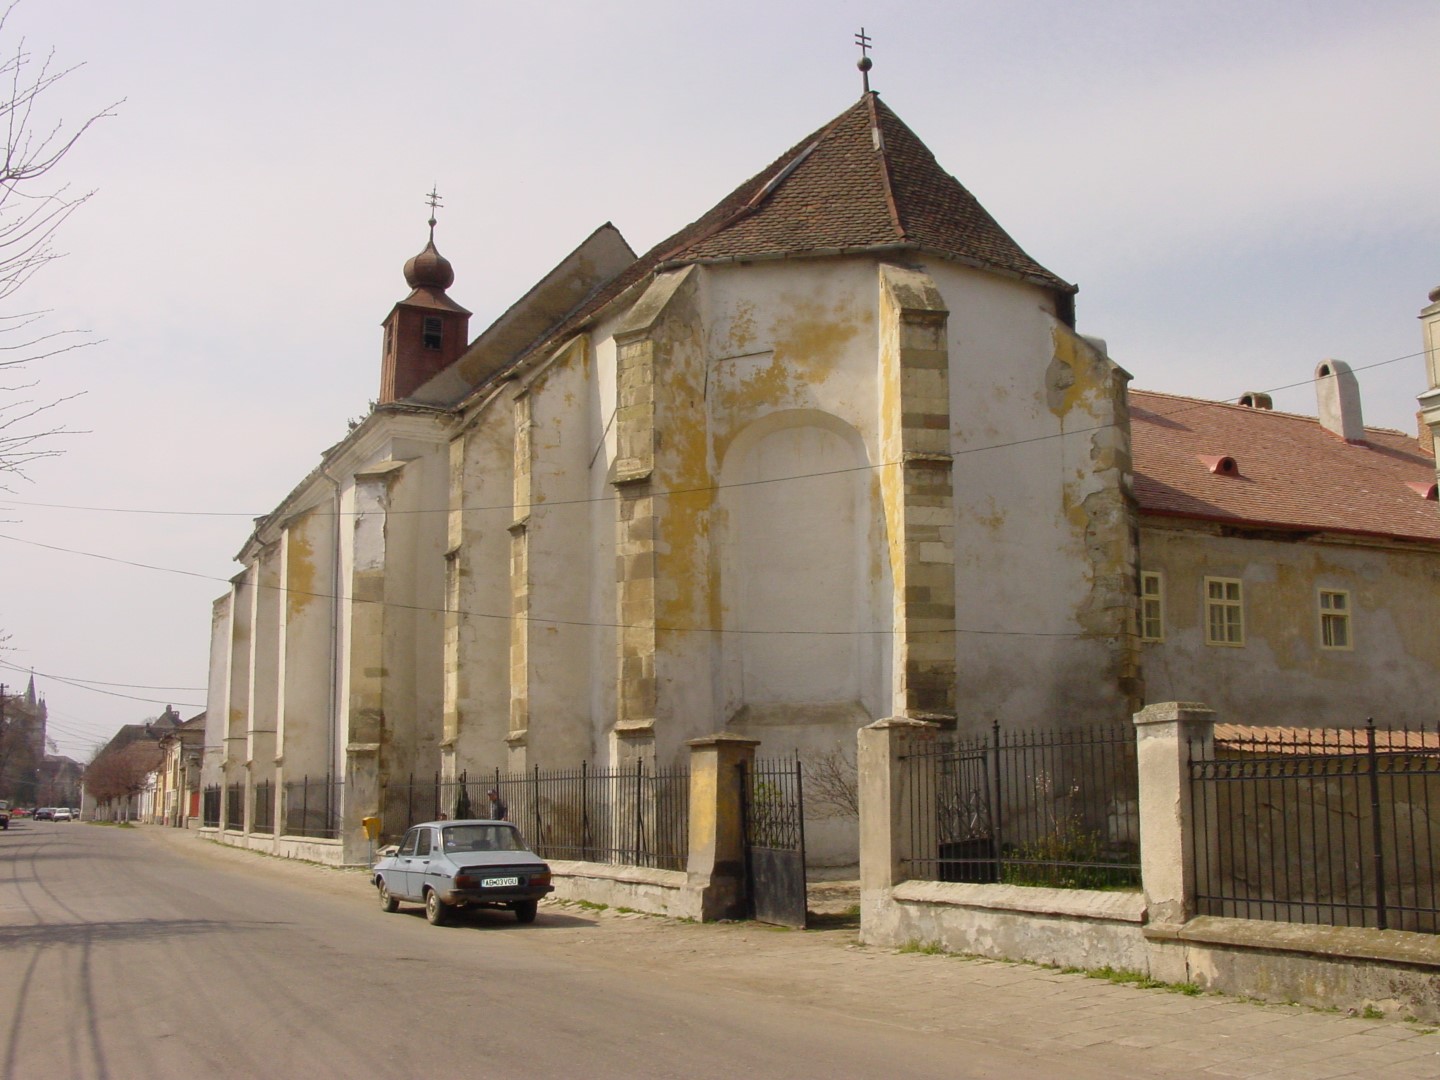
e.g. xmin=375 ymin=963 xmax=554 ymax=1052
xmin=548 ymin=860 xmax=691 ymax=919
xmin=199 ymin=826 xmax=347 ymax=866
xmin=859 ymin=706 xmax=1440 ymax=1022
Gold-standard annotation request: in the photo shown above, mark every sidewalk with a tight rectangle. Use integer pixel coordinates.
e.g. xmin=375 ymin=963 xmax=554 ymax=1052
xmin=147 ymin=825 xmax=1440 ymax=1078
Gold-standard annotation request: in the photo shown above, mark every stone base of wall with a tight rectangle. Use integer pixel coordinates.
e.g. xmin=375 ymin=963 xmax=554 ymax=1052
xmin=1147 ymin=917 xmax=1440 ymax=1023
xmin=549 ymin=860 xmax=690 ymax=918
xmin=862 ymin=881 xmax=1148 ymax=971
xmin=202 ymin=827 xmax=347 ymax=866
xmin=863 ymin=884 xmax=1440 ymax=1022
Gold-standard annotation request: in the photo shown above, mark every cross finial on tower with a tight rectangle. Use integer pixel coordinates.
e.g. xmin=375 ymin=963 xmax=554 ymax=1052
xmin=424 ymin=186 xmax=444 ymax=240
xmin=855 ymin=27 xmax=874 ymax=94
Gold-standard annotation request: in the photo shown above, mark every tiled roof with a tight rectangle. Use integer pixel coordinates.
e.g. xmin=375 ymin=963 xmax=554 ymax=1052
xmin=1214 ymin=724 xmax=1440 ymax=754
xmin=1131 ymin=389 xmax=1440 ymax=543
xmin=508 ymin=94 xmax=1071 ymax=374
xmin=667 ymin=94 xmax=1070 ymax=288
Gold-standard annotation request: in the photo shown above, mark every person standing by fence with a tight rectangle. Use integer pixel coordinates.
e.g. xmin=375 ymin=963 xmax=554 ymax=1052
xmin=487 ymin=788 xmax=508 ymax=821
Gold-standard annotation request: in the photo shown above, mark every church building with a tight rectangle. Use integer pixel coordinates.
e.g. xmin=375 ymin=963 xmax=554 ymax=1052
xmin=202 ymin=86 xmax=1440 ymax=865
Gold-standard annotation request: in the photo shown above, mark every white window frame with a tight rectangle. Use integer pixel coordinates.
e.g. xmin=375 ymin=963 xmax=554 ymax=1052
xmin=1139 ymin=571 xmax=1165 ymax=642
xmin=1318 ymin=589 xmax=1352 ymax=650
xmin=1204 ymin=576 xmax=1244 ymax=647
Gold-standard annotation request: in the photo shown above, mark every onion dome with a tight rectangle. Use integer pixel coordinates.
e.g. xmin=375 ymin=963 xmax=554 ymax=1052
xmin=404 ymin=220 xmax=455 ymax=291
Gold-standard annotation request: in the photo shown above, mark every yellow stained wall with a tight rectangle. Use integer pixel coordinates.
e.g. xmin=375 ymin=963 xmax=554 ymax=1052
xmin=1140 ymin=521 xmax=1440 ymax=726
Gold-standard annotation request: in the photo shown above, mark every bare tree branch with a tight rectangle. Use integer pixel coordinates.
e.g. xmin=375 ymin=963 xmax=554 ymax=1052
xmin=0 ymin=1 xmax=118 ymax=480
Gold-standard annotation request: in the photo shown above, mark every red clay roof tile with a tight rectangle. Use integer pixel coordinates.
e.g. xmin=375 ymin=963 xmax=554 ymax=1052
xmin=1132 ymin=389 xmax=1440 ymax=543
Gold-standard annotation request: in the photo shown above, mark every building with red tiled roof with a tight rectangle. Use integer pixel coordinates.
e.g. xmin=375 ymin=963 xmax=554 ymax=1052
xmin=201 ymin=82 xmax=1440 ymax=871
xmin=1130 ymin=350 xmax=1440 ymax=727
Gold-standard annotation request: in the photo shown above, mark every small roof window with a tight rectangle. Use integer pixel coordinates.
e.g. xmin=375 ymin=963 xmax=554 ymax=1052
xmin=1405 ymin=480 xmax=1439 ymax=501
xmin=1199 ymin=454 xmax=1239 ymax=476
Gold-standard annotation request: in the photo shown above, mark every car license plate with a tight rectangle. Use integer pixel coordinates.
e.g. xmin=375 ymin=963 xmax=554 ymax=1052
xmin=483 ymin=876 xmax=519 ymax=887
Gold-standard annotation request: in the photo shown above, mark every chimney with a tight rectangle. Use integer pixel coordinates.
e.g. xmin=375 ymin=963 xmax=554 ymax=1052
xmin=1423 ymin=285 xmax=1440 ymax=391
xmin=1415 ymin=287 xmax=1440 ymax=462
xmin=1315 ymin=359 xmax=1365 ymax=443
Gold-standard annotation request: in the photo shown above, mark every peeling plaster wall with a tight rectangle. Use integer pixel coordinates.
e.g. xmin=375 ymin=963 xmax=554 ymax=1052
xmin=522 ymin=339 xmax=601 ymax=767
xmin=202 ymin=593 xmax=233 ymax=786
xmin=448 ymin=398 xmax=515 ymax=774
xmin=225 ymin=571 xmax=253 ymax=776
xmin=1140 ymin=522 xmax=1440 ymax=725
xmin=248 ymin=543 xmax=282 ymax=778
xmin=587 ymin=333 xmax=620 ymax=758
xmin=930 ymin=258 xmax=1137 ymax=732
xmin=279 ymin=508 xmax=335 ymax=779
xmin=700 ymin=261 xmax=887 ymax=762
xmin=377 ymin=437 xmax=450 ymax=790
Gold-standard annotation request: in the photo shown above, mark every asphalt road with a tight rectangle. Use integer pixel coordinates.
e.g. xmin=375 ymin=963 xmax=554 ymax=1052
xmin=0 ymin=819 xmax=1106 ymax=1080
xmin=2 ymin=821 xmax=1437 ymax=1080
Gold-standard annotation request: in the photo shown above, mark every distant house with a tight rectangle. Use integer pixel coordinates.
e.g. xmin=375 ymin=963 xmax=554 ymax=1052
xmin=83 ymin=708 xmax=174 ymax=822
xmin=201 ymin=88 xmax=1440 ymax=866
xmin=1132 ymin=358 xmax=1440 ymax=727
xmin=154 ymin=712 xmax=206 ymax=827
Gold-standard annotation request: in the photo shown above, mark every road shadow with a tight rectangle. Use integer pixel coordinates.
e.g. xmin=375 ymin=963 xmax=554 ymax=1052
xmin=390 ymin=906 xmax=598 ymax=930
xmin=0 ymin=917 xmax=275 ymax=948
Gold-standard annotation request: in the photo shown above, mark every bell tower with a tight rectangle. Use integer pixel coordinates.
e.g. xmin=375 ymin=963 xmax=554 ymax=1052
xmin=379 ymin=194 xmax=471 ymax=404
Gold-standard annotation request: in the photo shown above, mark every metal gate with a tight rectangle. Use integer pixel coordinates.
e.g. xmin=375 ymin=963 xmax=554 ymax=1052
xmin=739 ymin=757 xmax=807 ymax=929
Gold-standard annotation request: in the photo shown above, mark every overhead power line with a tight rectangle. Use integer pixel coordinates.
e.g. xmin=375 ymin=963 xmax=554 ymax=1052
xmin=0 ymin=348 xmax=1424 ymax=521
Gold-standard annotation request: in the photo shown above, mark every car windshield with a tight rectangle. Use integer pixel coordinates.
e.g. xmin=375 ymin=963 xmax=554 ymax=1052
xmin=441 ymin=825 xmax=525 ymax=853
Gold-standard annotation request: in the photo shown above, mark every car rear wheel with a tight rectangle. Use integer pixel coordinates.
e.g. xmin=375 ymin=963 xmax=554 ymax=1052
xmin=377 ymin=878 xmax=400 ymax=913
xmin=514 ymin=900 xmax=538 ymax=924
xmin=424 ymin=889 xmax=451 ymax=926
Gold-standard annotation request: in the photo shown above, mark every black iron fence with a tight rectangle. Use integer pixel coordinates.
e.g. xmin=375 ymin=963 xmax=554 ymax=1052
xmin=1189 ymin=720 xmax=1440 ymax=934
xmin=202 ymin=784 xmax=221 ymax=829
xmin=389 ymin=762 xmax=690 ymax=871
xmin=741 ymin=757 xmax=805 ymax=852
xmin=252 ymin=779 xmax=274 ymax=834
xmin=284 ymin=774 xmax=343 ymax=839
xmin=389 ymin=771 xmax=463 ymax=828
xmin=224 ymin=782 xmax=244 ymax=831
xmin=903 ymin=722 xmax=1140 ymax=888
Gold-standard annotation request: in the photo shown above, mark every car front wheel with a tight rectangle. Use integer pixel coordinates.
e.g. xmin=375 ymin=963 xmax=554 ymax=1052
xmin=424 ymin=889 xmax=451 ymax=926
xmin=377 ymin=878 xmax=399 ymax=913
xmin=514 ymin=900 xmax=538 ymax=924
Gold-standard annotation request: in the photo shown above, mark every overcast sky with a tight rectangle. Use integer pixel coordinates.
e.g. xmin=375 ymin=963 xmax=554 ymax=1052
xmin=1 ymin=0 xmax=1436 ymax=760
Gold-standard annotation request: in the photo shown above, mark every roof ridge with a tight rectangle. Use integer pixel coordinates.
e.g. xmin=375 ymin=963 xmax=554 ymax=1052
xmin=653 ymin=102 xmax=862 ymax=264
xmin=866 ymin=93 xmax=906 ymax=241
xmin=1132 ymin=387 xmax=1423 ymax=440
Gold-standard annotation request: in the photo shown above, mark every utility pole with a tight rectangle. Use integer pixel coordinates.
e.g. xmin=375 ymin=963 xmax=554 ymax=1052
xmin=0 ymin=684 xmax=8 ymax=798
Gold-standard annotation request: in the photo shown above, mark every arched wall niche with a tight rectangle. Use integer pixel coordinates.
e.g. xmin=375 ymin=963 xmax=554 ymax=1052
xmin=714 ymin=409 xmax=885 ymax=737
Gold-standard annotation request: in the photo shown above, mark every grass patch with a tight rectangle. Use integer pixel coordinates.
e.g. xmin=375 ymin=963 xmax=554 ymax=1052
xmin=897 ymin=939 xmax=947 ymax=956
xmin=1360 ymin=1005 xmax=1384 ymax=1020
xmin=1086 ymin=966 xmax=1167 ymax=991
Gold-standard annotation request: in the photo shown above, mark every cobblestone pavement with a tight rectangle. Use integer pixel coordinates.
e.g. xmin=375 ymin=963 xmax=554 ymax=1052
xmin=149 ymin=829 xmax=1440 ymax=1079
xmin=537 ymin=895 xmax=1440 ymax=1080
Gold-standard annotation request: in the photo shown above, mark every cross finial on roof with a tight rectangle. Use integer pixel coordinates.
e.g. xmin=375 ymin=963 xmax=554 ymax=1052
xmin=854 ymin=27 xmax=874 ymax=94
xmin=424 ymin=186 xmax=444 ymax=240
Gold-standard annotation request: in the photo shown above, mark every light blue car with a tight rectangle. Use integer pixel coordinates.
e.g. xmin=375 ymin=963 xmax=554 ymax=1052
xmin=373 ymin=820 xmax=554 ymax=926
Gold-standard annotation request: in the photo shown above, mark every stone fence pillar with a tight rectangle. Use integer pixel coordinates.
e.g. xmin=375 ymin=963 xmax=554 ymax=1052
xmin=681 ymin=733 xmax=759 ymax=921
xmin=858 ymin=717 xmax=944 ymax=916
xmin=1134 ymin=701 xmax=1215 ymax=929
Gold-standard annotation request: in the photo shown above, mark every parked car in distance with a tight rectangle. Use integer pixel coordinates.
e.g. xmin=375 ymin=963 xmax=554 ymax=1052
xmin=53 ymin=808 xmax=73 ymax=822
xmin=33 ymin=808 xmax=53 ymax=821
xmin=373 ymin=820 xmax=553 ymax=926
xmin=0 ymin=801 xmax=9 ymax=829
